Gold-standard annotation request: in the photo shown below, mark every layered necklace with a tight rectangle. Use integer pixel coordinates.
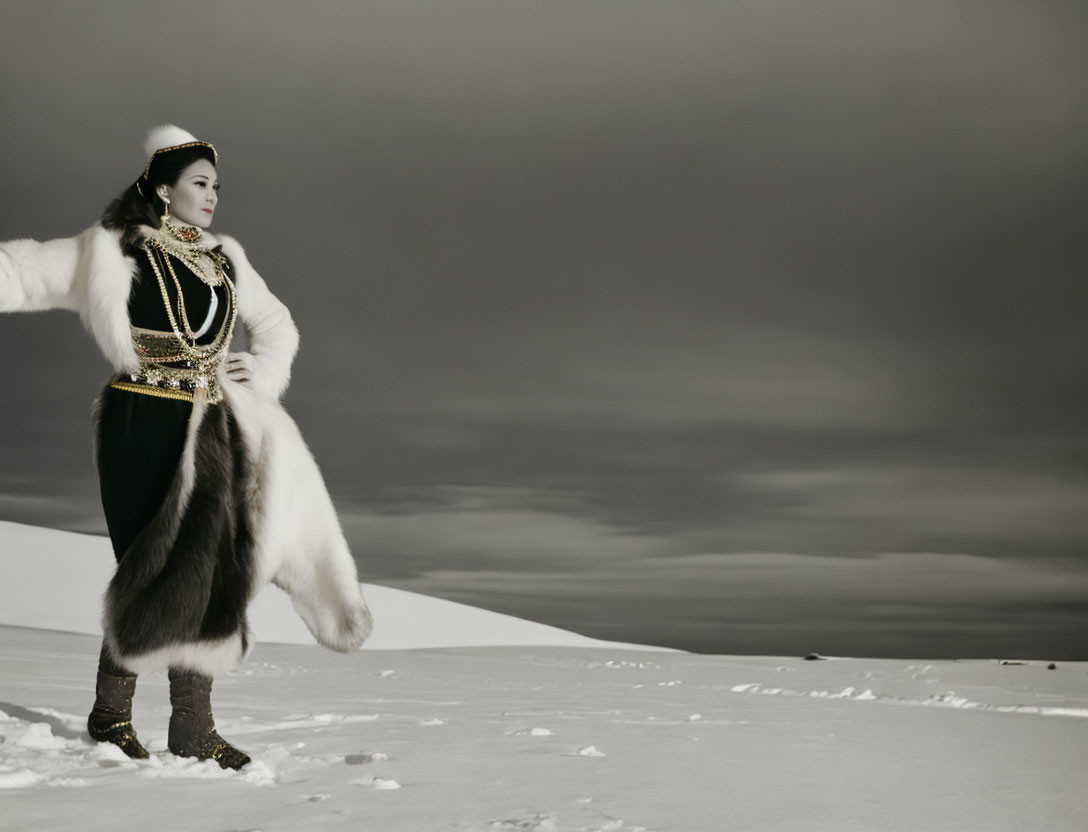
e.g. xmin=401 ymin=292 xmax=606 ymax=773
xmin=143 ymin=216 xmax=229 ymax=288
xmin=140 ymin=220 xmax=237 ymax=351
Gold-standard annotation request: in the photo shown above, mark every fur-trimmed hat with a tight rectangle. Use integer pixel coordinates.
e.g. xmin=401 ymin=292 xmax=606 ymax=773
xmin=140 ymin=124 xmax=217 ymax=180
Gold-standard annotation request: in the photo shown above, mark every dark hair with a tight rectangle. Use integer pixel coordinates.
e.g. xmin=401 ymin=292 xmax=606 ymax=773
xmin=101 ymin=145 xmax=217 ymax=255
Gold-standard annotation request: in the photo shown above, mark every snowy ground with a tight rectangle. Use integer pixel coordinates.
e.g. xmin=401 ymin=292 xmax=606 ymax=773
xmin=2 ymin=625 xmax=1087 ymax=831
xmin=2 ymin=521 xmax=1087 ymax=830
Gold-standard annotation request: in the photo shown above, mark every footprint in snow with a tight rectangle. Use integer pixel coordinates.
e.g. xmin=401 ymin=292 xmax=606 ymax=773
xmin=490 ymin=812 xmax=643 ymax=832
xmin=509 ymin=727 xmax=554 ymax=737
xmin=345 ymin=751 xmax=390 ymax=765
xmin=587 ymin=818 xmax=647 ymax=832
xmin=488 ymin=812 xmax=557 ymax=831
xmin=45 ymin=776 xmax=91 ymax=788
xmin=351 ymin=775 xmax=401 ymax=790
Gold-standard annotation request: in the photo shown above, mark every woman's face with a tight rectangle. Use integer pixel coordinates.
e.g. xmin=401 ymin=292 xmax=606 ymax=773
xmin=158 ymin=158 xmax=219 ymax=228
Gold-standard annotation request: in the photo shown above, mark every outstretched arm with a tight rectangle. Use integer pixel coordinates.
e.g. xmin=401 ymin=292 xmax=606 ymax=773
xmin=217 ymin=234 xmax=300 ymax=399
xmin=0 ymin=234 xmax=82 ymax=313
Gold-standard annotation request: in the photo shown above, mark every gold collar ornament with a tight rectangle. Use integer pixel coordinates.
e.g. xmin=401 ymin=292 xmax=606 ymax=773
xmin=141 ymin=224 xmax=228 ymax=289
xmin=161 ymin=214 xmax=202 ymax=244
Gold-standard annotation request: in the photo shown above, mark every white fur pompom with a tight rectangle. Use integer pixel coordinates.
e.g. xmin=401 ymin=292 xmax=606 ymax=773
xmin=143 ymin=124 xmax=200 ymax=158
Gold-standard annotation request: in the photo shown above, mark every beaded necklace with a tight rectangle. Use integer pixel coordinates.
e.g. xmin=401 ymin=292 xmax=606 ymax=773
xmin=143 ymin=218 xmax=229 ymax=287
xmin=138 ymin=223 xmax=237 ymax=362
xmin=117 ymin=224 xmax=238 ymax=403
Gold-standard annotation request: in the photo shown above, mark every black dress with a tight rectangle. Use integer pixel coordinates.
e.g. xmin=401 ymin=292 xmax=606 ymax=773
xmin=96 ymin=251 xmax=230 ymax=559
xmin=94 ymin=237 xmax=257 ymax=670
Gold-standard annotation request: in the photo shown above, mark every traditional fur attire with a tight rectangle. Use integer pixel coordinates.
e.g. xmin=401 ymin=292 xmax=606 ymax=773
xmin=0 ymin=221 xmax=374 ymax=676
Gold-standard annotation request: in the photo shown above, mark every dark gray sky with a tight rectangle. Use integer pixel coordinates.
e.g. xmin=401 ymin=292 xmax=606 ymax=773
xmin=2 ymin=0 xmax=1086 ymax=658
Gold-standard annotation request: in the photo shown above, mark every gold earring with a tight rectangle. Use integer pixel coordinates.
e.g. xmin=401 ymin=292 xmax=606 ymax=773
xmin=159 ymin=193 xmax=171 ymax=224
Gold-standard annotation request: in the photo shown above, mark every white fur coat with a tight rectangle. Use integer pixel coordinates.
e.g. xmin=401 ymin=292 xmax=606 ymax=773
xmin=0 ymin=224 xmax=373 ymax=673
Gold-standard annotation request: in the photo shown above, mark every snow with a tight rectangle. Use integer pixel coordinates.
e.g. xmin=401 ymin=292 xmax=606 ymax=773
xmin=1 ymin=522 xmax=1087 ymax=830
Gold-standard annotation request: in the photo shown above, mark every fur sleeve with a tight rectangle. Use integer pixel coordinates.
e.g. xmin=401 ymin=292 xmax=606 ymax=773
xmin=0 ymin=233 xmax=83 ymax=313
xmin=218 ymin=234 xmax=299 ymax=399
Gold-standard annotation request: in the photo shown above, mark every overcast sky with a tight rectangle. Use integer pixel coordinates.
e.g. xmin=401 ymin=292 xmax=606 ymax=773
xmin=1 ymin=0 xmax=1086 ymax=658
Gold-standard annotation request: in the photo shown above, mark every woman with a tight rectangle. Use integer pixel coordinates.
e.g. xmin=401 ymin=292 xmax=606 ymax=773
xmin=0 ymin=125 xmax=374 ymax=770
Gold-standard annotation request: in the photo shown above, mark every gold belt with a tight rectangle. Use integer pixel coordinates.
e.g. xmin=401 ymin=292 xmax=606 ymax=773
xmin=111 ymin=369 xmax=222 ymax=404
xmin=122 ymin=327 xmax=226 ymax=403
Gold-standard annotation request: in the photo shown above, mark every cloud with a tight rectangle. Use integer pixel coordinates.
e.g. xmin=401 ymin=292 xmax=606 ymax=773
xmin=329 ymin=481 xmax=1088 ymax=655
xmin=339 ymin=483 xmax=1088 ymax=617
xmin=390 ymin=546 xmax=1088 ymax=656
xmin=403 ymin=327 xmax=929 ymax=432
xmin=341 ymin=485 xmax=676 ymax=579
xmin=396 ymin=550 xmax=1088 ymax=609
xmin=729 ymin=466 xmax=1088 ymax=550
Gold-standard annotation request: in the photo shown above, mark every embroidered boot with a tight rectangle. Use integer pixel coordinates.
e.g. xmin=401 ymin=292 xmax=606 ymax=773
xmin=87 ymin=671 xmax=150 ymax=759
xmin=167 ymin=667 xmax=251 ymax=770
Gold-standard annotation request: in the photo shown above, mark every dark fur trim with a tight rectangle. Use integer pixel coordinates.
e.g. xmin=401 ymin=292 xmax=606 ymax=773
xmin=89 ymin=388 xmax=106 ymax=470
xmin=102 ymin=399 xmax=256 ymax=671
